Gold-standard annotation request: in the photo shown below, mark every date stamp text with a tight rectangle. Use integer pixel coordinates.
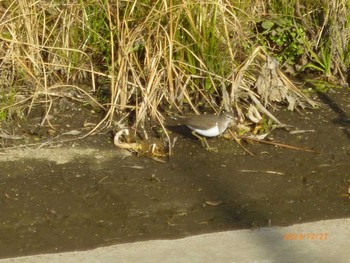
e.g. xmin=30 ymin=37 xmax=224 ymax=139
xmin=284 ymin=233 xmax=328 ymax=240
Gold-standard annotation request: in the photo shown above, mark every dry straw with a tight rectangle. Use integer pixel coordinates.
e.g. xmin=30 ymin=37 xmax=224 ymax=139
xmin=0 ymin=0 xmax=348 ymax=147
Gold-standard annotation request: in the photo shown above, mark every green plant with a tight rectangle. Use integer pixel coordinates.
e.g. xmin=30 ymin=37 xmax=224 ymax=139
xmin=304 ymin=79 xmax=341 ymax=93
xmin=82 ymin=2 xmax=111 ymax=65
xmin=173 ymin=1 xmax=232 ymax=93
xmin=300 ymin=40 xmax=332 ymax=77
xmin=258 ymin=17 xmax=306 ymax=65
xmin=0 ymin=110 xmax=7 ymax=121
xmin=0 ymin=87 xmax=17 ymax=121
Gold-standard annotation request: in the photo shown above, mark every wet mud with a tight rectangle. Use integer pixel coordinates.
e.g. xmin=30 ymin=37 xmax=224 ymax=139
xmin=0 ymin=89 xmax=350 ymax=258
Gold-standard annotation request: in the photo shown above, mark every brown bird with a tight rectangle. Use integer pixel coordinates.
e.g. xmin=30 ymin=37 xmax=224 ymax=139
xmin=178 ymin=112 xmax=234 ymax=151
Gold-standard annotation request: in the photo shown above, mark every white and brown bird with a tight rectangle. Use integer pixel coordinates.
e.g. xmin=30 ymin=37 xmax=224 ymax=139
xmin=177 ymin=112 xmax=234 ymax=151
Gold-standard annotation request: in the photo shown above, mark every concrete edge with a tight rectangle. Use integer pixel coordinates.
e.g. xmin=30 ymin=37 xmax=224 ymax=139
xmin=1 ymin=218 xmax=349 ymax=263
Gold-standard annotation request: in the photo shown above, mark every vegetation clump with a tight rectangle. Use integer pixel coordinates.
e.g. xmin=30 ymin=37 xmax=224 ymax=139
xmin=0 ymin=0 xmax=349 ymax=149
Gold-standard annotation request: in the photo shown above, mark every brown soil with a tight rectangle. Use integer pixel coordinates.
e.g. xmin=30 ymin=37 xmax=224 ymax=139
xmin=0 ymin=88 xmax=349 ymax=258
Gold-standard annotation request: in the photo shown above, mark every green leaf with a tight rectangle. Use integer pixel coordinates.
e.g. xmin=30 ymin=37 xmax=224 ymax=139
xmin=261 ymin=21 xmax=274 ymax=30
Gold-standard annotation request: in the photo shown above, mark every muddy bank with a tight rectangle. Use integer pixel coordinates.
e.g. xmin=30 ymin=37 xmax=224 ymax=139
xmin=0 ymin=89 xmax=350 ymax=258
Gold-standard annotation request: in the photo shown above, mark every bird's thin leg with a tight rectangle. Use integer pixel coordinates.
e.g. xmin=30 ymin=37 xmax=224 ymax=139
xmin=192 ymin=131 xmax=218 ymax=152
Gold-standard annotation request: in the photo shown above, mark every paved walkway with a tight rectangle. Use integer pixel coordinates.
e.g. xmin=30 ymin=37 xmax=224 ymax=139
xmin=1 ymin=219 xmax=349 ymax=263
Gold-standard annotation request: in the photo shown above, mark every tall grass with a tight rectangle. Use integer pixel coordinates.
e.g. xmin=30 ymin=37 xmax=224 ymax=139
xmin=0 ymin=0 xmax=349 ymax=138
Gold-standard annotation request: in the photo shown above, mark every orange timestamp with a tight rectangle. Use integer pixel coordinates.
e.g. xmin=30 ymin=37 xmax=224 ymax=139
xmin=284 ymin=233 xmax=328 ymax=240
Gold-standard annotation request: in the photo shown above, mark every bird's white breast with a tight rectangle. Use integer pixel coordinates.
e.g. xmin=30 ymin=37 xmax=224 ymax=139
xmin=188 ymin=124 xmax=220 ymax=137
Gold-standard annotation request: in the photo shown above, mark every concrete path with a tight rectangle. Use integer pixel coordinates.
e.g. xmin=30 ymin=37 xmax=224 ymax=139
xmin=1 ymin=219 xmax=349 ymax=263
